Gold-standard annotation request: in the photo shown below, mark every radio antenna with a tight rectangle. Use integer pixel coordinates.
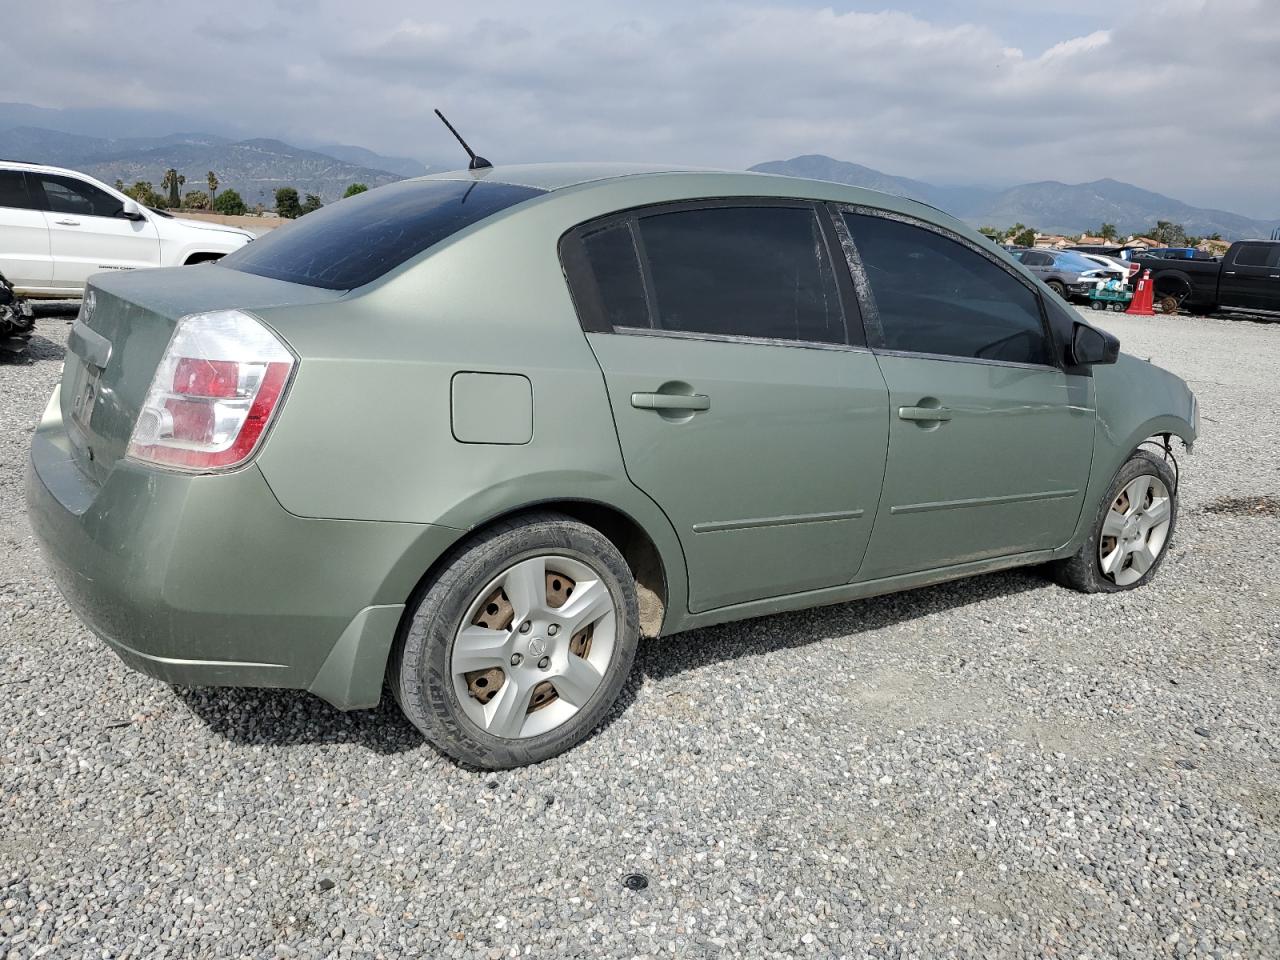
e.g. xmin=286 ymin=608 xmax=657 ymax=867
xmin=434 ymin=109 xmax=492 ymax=170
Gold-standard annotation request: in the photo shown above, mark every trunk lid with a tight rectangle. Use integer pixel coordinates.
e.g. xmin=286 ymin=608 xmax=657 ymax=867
xmin=61 ymin=265 xmax=342 ymax=484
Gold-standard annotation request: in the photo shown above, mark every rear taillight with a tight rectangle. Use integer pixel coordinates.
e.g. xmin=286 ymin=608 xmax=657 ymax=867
xmin=126 ymin=309 xmax=295 ymax=472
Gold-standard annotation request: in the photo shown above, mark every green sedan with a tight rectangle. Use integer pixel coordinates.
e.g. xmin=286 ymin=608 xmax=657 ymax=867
xmin=27 ymin=164 xmax=1198 ymax=768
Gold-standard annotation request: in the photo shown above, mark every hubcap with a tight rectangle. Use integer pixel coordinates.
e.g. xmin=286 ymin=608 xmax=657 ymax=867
xmin=451 ymin=555 xmax=617 ymax=739
xmin=1098 ymin=473 xmax=1172 ymax=586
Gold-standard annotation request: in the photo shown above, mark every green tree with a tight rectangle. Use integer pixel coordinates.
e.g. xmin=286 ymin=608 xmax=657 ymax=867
xmin=1151 ymin=220 xmax=1187 ymax=245
xmin=124 ymin=181 xmax=164 ymax=207
xmin=161 ymin=168 xmax=185 ymax=208
xmin=211 ymin=189 xmax=247 ymax=216
xmin=183 ymin=190 xmax=211 ymax=210
xmin=343 ymin=182 xmax=369 ymax=198
xmin=1099 ymin=223 xmax=1117 ymax=241
xmin=274 ymin=187 xmax=302 ymax=219
xmin=1010 ymin=226 xmax=1037 ymax=248
xmin=207 ymin=171 xmax=219 ymax=205
xmin=978 ymin=225 xmax=1000 ymax=239
xmin=299 ymin=193 xmax=324 ymax=216
xmin=114 ymin=179 xmax=124 ymax=192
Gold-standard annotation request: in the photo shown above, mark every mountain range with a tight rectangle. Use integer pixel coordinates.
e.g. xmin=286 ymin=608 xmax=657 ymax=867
xmin=0 ymin=123 xmax=430 ymax=206
xmin=750 ymin=156 xmax=1280 ymax=240
xmin=3 ymin=98 xmax=1276 ymax=238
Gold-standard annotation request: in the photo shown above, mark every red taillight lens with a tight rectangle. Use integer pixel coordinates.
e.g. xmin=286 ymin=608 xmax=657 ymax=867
xmin=127 ymin=310 xmax=295 ymax=472
xmin=173 ymin=357 xmax=241 ymax=398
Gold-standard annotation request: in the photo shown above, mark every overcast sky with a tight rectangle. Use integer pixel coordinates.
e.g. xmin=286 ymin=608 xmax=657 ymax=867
xmin=8 ymin=0 xmax=1279 ymax=216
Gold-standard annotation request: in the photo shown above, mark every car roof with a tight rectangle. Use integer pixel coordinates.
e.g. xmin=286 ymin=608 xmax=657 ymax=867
xmin=420 ymin=162 xmax=713 ymax=191
xmin=418 ymin=162 xmax=974 ymax=233
xmin=0 ymin=159 xmax=85 ymax=176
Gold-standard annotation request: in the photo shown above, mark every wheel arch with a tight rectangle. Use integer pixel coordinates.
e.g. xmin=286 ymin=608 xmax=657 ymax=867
xmin=183 ymin=251 xmax=225 ymax=265
xmin=397 ymin=496 xmax=682 ymax=642
xmin=1068 ymin=414 xmax=1194 ymax=556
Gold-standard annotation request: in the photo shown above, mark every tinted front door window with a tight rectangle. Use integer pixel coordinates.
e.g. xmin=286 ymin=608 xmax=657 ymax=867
xmin=1232 ymin=244 xmax=1275 ymax=267
xmin=635 ymin=206 xmax=845 ymax=344
xmin=847 ymin=213 xmax=1051 ymax=366
xmin=34 ymin=174 xmax=125 ymax=218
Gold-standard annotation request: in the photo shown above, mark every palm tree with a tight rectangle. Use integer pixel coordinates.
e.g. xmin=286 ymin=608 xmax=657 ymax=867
xmin=161 ymin=168 xmax=185 ymax=208
xmin=207 ymin=171 xmax=219 ymax=205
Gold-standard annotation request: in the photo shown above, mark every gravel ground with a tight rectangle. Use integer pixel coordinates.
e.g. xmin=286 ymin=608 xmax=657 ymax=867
xmin=2 ymin=308 xmax=1278 ymax=959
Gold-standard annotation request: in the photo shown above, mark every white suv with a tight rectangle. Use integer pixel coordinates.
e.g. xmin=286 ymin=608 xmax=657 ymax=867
xmin=0 ymin=161 xmax=254 ymax=298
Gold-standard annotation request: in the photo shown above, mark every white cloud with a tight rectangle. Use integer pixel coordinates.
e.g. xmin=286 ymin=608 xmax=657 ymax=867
xmin=4 ymin=0 xmax=1278 ymax=215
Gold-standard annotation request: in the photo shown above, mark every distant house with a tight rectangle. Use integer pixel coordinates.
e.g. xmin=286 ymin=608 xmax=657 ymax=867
xmin=1196 ymin=239 xmax=1230 ymax=257
xmin=1077 ymin=235 xmax=1108 ymax=245
xmin=1127 ymin=236 xmax=1160 ymax=249
xmin=1033 ymin=234 xmax=1072 ymax=249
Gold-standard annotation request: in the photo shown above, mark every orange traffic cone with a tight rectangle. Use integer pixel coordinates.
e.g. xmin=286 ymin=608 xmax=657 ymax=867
xmin=1126 ymin=269 xmax=1154 ymax=316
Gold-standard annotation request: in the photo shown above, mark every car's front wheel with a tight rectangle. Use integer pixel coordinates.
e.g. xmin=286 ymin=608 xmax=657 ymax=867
xmin=1051 ymin=450 xmax=1178 ymax=593
xmin=391 ymin=513 xmax=639 ymax=768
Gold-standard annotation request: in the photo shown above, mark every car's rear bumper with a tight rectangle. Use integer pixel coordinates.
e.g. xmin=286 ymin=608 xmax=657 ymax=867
xmin=26 ymin=386 xmax=459 ymax=708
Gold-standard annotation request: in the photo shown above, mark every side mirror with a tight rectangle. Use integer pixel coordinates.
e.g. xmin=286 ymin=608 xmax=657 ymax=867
xmin=1070 ymin=321 xmax=1120 ymax=366
xmin=119 ymin=199 xmax=146 ymax=222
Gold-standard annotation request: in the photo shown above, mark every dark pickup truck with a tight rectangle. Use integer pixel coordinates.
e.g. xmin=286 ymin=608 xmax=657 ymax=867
xmin=1141 ymin=240 xmax=1280 ymax=315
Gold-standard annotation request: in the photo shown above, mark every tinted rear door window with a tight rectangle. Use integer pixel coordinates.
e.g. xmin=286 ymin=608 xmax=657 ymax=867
xmin=0 ymin=170 xmax=35 ymax=209
xmin=218 ymin=179 xmax=543 ymax=290
xmin=845 ymin=212 xmax=1052 ymax=366
xmin=577 ymin=222 xmax=650 ymax=329
xmin=633 ymin=206 xmax=845 ymax=344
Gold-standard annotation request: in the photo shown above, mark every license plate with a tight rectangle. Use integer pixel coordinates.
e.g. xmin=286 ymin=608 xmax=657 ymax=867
xmin=69 ymin=368 xmax=100 ymax=434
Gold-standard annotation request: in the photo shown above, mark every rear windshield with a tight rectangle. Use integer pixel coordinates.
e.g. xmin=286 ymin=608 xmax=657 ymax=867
xmin=217 ymin=179 xmax=544 ymax=290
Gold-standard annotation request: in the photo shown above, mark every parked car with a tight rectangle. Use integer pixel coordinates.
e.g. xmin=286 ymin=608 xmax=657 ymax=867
xmin=1133 ymin=247 xmax=1215 ymax=262
xmin=1138 ymin=240 xmax=1280 ymax=314
xmin=0 ymin=160 xmax=253 ymax=299
xmin=1067 ymin=244 xmax=1145 ymax=261
xmin=1079 ymin=252 xmax=1140 ymax=280
xmin=28 ymin=165 xmax=1198 ymax=768
xmin=1016 ymin=248 xmax=1125 ymax=299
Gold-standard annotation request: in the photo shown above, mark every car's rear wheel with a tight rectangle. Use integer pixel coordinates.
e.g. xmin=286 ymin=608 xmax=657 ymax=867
xmin=1051 ymin=450 xmax=1177 ymax=593
xmin=391 ymin=512 xmax=639 ymax=768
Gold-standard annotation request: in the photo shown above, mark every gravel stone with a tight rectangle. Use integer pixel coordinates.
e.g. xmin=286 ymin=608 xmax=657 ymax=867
xmin=2 ymin=307 xmax=1278 ymax=958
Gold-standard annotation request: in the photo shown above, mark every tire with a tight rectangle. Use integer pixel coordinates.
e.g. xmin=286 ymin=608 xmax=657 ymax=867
xmin=1050 ymin=450 xmax=1177 ymax=593
xmin=390 ymin=512 xmax=640 ymax=768
xmin=1090 ymin=300 xmax=1105 ymax=311
xmin=1047 ymin=280 xmax=1067 ymax=299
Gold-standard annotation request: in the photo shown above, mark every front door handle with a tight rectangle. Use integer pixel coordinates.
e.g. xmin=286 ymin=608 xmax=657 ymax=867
xmin=898 ymin=405 xmax=952 ymax=422
xmin=55 ymin=218 xmax=81 ymax=226
xmin=631 ymin=392 xmax=711 ymax=412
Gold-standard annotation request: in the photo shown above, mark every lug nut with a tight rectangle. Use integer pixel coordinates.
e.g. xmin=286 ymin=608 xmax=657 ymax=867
xmin=518 ymin=621 xmax=532 ymax=634
xmin=547 ymin=624 xmax=560 ymax=636
xmin=537 ymin=656 xmax=551 ymax=670
xmin=510 ymin=653 xmax=523 ymax=666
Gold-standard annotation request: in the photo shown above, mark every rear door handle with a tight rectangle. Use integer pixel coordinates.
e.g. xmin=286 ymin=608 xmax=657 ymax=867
xmin=54 ymin=218 xmax=81 ymax=226
xmin=898 ymin=405 xmax=952 ymax=422
xmin=631 ymin=392 xmax=711 ymax=412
